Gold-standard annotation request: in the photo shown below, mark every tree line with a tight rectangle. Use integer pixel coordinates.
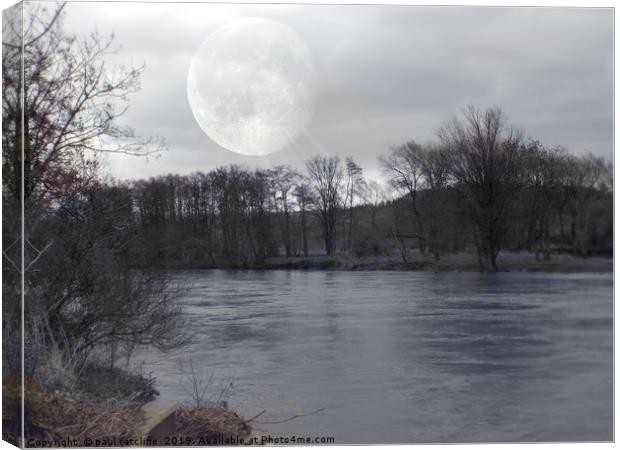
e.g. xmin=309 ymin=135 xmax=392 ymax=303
xmin=120 ymin=107 xmax=611 ymax=272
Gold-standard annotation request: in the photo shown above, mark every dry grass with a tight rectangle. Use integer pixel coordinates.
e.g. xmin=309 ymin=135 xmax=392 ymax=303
xmin=3 ymin=377 xmax=251 ymax=446
xmin=176 ymin=406 xmax=252 ymax=443
xmin=3 ymin=377 xmax=145 ymax=444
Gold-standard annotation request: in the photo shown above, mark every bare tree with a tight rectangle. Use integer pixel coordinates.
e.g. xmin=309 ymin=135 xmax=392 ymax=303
xmin=1 ymin=5 xmax=182 ymax=392
xmin=305 ymin=155 xmax=344 ymax=256
xmin=360 ymin=179 xmax=387 ymax=231
xmin=519 ymin=143 xmax=564 ymax=260
xmin=2 ymin=2 xmax=163 ymax=204
xmin=341 ymin=157 xmax=364 ymax=254
xmin=438 ymin=105 xmax=526 ymax=271
xmin=293 ymin=180 xmax=314 ymax=257
xmin=380 ymin=141 xmax=428 ymax=254
xmin=29 ymin=185 xmax=188 ymax=365
xmin=559 ymin=152 xmax=608 ymax=257
xmin=267 ymin=166 xmax=299 ymax=258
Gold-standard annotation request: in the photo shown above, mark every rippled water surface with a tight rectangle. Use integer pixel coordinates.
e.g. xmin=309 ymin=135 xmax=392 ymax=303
xmin=140 ymin=270 xmax=612 ymax=443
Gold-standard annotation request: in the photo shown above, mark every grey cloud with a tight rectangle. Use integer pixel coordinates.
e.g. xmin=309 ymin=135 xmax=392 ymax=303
xmin=61 ymin=3 xmax=613 ymax=181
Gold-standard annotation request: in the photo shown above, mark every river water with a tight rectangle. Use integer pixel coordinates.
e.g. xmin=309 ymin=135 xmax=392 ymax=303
xmin=139 ymin=270 xmax=612 ymax=443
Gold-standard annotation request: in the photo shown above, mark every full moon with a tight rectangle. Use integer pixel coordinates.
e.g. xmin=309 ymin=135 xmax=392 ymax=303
xmin=187 ymin=17 xmax=317 ymax=156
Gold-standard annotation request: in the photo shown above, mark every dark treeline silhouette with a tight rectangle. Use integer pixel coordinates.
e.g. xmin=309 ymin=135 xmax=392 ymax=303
xmin=111 ymin=106 xmax=612 ymax=272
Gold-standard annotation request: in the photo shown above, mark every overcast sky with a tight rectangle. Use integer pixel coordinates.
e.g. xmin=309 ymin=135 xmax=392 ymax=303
xmin=61 ymin=3 xmax=613 ymax=181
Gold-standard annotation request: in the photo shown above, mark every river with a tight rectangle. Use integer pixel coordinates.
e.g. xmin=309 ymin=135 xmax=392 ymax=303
xmin=139 ymin=270 xmax=612 ymax=443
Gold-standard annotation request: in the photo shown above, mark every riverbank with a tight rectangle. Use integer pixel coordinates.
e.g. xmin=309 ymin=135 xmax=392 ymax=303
xmin=2 ymin=377 xmax=252 ymax=446
xmin=263 ymin=251 xmax=613 ymax=272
